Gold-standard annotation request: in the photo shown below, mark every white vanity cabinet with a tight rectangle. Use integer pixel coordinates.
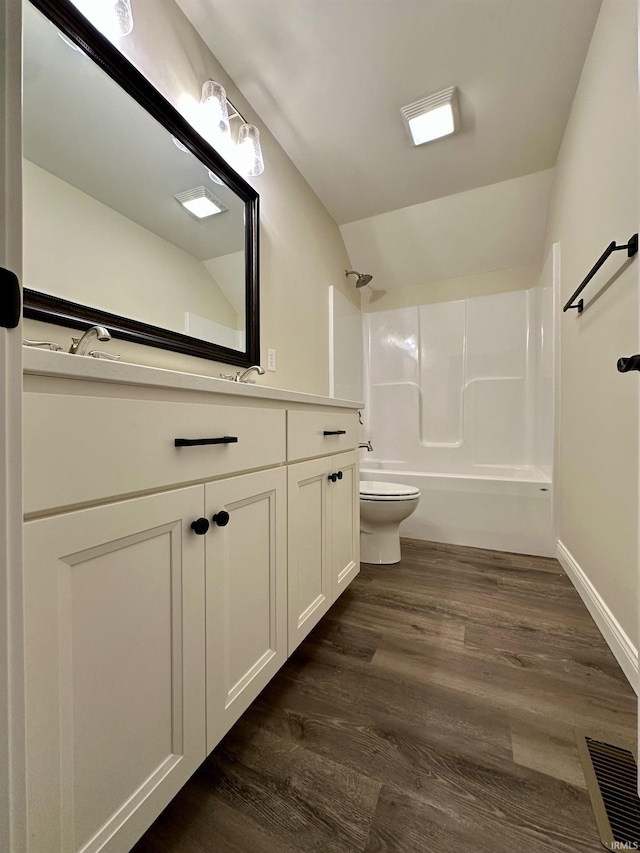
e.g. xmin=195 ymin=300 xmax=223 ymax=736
xmin=287 ymin=450 xmax=360 ymax=654
xmin=22 ymin=354 xmax=362 ymax=853
xmin=204 ymin=467 xmax=287 ymax=752
xmin=23 ymin=486 xmax=207 ymax=853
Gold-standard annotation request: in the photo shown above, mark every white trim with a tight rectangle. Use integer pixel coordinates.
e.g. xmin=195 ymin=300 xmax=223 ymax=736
xmin=551 ymin=242 xmax=561 ymax=544
xmin=328 ymin=286 xmax=335 ymax=397
xmin=0 ymin=0 xmax=25 ymax=850
xmin=557 ymin=540 xmax=638 ymax=693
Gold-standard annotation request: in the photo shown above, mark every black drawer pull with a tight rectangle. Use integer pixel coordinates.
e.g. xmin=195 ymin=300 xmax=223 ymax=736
xmin=617 ymin=354 xmax=640 ymax=373
xmin=328 ymin=473 xmax=338 ymax=482
xmin=323 ymin=430 xmax=347 ymax=436
xmin=212 ymin=511 xmax=230 ymax=527
xmin=337 ymin=470 xmax=343 ymax=480
xmin=191 ymin=518 xmax=210 ymax=535
xmin=175 ymin=436 xmax=238 ymax=447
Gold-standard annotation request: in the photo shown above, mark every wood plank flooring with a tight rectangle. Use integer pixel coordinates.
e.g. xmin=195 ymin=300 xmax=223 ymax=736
xmin=133 ymin=538 xmax=637 ymax=853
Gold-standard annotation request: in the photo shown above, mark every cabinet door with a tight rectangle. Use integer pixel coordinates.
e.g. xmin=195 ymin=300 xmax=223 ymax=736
xmin=23 ymin=487 xmax=206 ymax=853
xmin=287 ymin=456 xmax=332 ymax=655
xmin=330 ymin=451 xmax=360 ymax=600
xmin=205 ymin=468 xmax=287 ymax=752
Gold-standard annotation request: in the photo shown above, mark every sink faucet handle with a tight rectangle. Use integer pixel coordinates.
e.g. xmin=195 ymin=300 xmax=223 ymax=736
xmin=23 ymin=339 xmax=62 ymax=351
xmin=89 ymin=350 xmax=121 ymax=360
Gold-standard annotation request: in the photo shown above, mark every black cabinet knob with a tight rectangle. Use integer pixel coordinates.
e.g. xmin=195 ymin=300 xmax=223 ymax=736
xmin=328 ymin=473 xmax=338 ymax=482
xmin=191 ymin=517 xmax=210 ymax=535
xmin=337 ymin=470 xmax=343 ymax=480
xmin=212 ymin=510 xmax=230 ymax=527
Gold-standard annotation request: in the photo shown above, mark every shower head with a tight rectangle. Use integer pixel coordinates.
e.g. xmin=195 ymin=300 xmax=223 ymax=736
xmin=345 ymin=269 xmax=373 ymax=288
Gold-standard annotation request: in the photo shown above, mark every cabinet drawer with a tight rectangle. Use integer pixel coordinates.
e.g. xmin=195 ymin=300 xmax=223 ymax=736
xmin=24 ymin=393 xmax=286 ymax=514
xmin=287 ymin=410 xmax=358 ymax=462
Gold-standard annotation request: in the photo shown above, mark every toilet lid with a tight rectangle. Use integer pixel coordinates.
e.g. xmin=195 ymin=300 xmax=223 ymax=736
xmin=359 ymin=480 xmax=420 ymax=499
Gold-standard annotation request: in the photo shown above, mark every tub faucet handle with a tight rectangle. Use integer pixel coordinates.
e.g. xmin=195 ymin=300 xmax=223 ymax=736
xmin=359 ymin=441 xmax=373 ymax=452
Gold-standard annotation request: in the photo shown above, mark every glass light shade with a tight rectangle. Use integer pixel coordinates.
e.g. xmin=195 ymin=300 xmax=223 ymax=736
xmin=113 ymin=0 xmax=134 ymax=37
xmin=171 ymin=136 xmax=189 ymax=152
xmin=201 ymin=80 xmax=231 ymax=139
xmin=208 ymin=169 xmax=224 ymax=186
xmin=236 ymin=124 xmax=264 ymax=177
xmin=70 ymin=0 xmax=133 ymax=40
xmin=55 ymin=26 xmax=83 ymax=52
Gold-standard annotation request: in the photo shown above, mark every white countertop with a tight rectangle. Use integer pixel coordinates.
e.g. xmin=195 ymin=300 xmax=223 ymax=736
xmin=23 ymin=349 xmax=363 ymax=410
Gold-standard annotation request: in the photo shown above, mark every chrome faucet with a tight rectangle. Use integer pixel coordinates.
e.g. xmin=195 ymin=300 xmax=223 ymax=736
xmin=69 ymin=326 xmax=111 ymax=356
xmin=359 ymin=441 xmax=373 ymax=452
xmin=220 ymin=365 xmax=265 ymax=383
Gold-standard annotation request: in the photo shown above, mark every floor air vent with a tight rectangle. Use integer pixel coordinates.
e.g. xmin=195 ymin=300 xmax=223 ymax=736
xmin=577 ymin=736 xmax=640 ymax=850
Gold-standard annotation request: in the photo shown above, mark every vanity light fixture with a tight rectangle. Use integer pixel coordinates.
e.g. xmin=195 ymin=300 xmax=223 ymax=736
xmin=175 ymin=186 xmax=228 ymax=219
xmin=200 ymin=80 xmax=231 ymax=139
xmin=66 ymin=0 xmax=134 ymax=41
xmin=401 ymin=86 xmax=459 ymax=146
xmin=200 ymin=79 xmax=265 ymax=177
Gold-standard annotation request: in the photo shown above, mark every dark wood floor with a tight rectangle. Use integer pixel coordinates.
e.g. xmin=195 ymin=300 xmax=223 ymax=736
xmin=133 ymin=538 xmax=637 ymax=853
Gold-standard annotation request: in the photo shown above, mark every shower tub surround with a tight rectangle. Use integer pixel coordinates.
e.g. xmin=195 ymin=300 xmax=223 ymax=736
xmin=361 ymin=288 xmax=554 ymax=556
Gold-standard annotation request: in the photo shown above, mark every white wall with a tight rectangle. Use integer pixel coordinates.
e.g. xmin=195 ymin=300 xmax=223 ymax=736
xmin=341 ymin=170 xmax=553 ymax=295
xmin=23 ymin=160 xmax=239 ymax=335
xmin=361 ymin=264 xmax=540 ymax=314
xmin=329 ymin=286 xmax=363 ymax=402
xmin=543 ymin=0 xmax=638 ymax=650
xmin=203 ymin=251 xmax=245 ymax=321
xmin=23 ymin=0 xmax=358 ymax=396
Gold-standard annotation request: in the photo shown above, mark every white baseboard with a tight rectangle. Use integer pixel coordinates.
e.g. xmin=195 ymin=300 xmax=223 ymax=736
xmin=557 ymin=540 xmax=638 ymax=694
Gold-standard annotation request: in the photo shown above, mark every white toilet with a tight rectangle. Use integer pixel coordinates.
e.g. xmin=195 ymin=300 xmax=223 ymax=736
xmin=359 ymin=481 xmax=421 ymax=565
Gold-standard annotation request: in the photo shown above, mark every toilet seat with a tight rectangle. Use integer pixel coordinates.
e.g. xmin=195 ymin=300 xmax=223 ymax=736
xmin=359 ymin=480 xmax=420 ymax=501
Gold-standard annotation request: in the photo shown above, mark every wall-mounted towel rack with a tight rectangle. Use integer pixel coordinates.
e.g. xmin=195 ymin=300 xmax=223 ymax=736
xmin=563 ymin=233 xmax=638 ymax=314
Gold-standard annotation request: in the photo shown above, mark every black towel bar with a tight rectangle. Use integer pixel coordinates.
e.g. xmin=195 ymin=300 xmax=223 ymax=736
xmin=563 ymin=234 xmax=638 ymax=314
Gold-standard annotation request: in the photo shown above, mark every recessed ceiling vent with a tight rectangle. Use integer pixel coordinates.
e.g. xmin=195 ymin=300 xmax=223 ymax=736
xmin=401 ymin=86 xmax=459 ymax=146
xmin=175 ymin=186 xmax=228 ymax=219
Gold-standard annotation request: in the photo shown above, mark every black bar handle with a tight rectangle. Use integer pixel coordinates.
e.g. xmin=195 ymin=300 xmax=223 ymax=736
xmin=564 ymin=233 xmax=638 ymax=314
xmin=617 ymin=354 xmax=640 ymax=373
xmin=175 ymin=436 xmax=238 ymax=447
xmin=323 ymin=430 xmax=347 ymax=436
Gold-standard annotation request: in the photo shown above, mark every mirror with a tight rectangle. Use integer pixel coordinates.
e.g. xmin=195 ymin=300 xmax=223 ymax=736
xmin=22 ymin=0 xmax=260 ymax=367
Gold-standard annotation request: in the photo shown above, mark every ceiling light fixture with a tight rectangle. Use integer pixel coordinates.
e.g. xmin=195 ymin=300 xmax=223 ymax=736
xmin=175 ymin=187 xmax=228 ymax=219
xmin=401 ymin=86 xmax=459 ymax=146
xmin=200 ymin=79 xmax=265 ymax=177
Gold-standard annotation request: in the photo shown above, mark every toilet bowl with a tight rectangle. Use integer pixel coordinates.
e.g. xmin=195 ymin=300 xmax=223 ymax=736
xmin=359 ymin=481 xmax=421 ymax=565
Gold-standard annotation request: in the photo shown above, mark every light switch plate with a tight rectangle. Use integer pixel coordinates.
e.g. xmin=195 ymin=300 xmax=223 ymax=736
xmin=267 ymin=348 xmax=276 ymax=372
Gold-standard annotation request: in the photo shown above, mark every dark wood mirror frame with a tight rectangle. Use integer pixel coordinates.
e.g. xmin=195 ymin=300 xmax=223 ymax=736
xmin=24 ymin=0 xmax=260 ymax=368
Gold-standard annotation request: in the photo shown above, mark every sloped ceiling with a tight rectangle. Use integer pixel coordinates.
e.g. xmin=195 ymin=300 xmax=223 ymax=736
xmin=176 ymin=0 xmax=601 ymax=225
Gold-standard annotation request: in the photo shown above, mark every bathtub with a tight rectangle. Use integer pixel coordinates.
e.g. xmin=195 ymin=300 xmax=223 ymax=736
xmin=360 ymin=463 xmax=554 ymax=557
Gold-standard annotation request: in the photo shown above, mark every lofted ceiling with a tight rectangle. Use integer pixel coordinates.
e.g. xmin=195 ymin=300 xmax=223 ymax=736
xmin=176 ymin=0 xmax=602 ymax=225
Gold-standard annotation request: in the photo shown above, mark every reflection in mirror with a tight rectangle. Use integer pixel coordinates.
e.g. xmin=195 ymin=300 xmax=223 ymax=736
xmin=22 ymin=0 xmax=258 ymax=360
